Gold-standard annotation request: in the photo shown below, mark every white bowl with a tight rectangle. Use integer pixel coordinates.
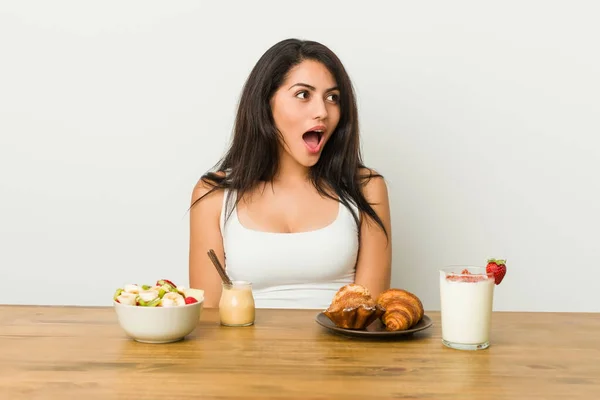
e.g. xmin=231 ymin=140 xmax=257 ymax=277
xmin=113 ymin=299 xmax=203 ymax=343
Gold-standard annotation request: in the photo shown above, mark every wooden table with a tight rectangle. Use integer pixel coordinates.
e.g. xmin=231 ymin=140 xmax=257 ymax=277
xmin=0 ymin=306 xmax=598 ymax=399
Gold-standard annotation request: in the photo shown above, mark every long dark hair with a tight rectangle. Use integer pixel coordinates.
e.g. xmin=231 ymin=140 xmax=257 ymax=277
xmin=193 ymin=38 xmax=388 ymax=239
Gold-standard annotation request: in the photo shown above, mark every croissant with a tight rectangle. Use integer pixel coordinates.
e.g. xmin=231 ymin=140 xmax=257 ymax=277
xmin=327 ymin=284 xmax=376 ymax=311
xmin=323 ymin=284 xmax=384 ymax=330
xmin=376 ymin=289 xmax=424 ymax=331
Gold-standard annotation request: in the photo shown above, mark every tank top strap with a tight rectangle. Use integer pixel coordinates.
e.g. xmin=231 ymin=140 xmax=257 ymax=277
xmin=340 ymin=198 xmax=361 ymax=225
xmin=348 ymin=198 xmax=359 ymax=216
xmin=219 ymin=188 xmax=228 ymax=233
xmin=219 ymin=188 xmax=238 ymax=233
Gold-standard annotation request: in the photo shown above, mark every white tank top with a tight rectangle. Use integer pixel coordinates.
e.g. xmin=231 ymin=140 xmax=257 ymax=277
xmin=220 ymin=189 xmax=359 ymax=310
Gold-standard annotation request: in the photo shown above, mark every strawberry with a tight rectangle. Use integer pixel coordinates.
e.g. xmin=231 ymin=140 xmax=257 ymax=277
xmin=185 ymin=296 xmax=198 ymax=305
xmin=486 ymin=258 xmax=507 ymax=285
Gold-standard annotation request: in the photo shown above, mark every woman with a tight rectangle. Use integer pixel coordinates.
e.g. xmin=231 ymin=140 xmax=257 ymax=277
xmin=189 ymin=38 xmax=392 ymax=309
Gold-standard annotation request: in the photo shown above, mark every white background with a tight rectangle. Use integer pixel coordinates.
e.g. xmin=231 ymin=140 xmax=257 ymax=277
xmin=1 ymin=1 xmax=598 ymax=311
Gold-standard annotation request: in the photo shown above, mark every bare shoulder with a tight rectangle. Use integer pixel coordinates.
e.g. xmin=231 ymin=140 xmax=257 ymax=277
xmin=358 ymin=167 xmax=388 ymax=204
xmin=190 ymin=171 xmax=226 ymax=214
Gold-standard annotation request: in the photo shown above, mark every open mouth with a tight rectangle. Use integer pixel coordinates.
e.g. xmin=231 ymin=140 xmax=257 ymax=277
xmin=302 ymin=129 xmax=324 ymax=152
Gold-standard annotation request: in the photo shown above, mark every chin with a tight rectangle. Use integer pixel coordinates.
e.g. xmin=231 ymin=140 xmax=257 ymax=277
xmin=304 ymin=160 xmax=320 ymax=168
xmin=296 ymin=154 xmax=321 ymax=168
xmin=281 ymin=144 xmax=323 ymax=169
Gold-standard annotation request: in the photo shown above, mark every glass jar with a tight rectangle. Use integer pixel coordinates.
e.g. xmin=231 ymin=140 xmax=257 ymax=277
xmin=219 ymin=281 xmax=255 ymax=327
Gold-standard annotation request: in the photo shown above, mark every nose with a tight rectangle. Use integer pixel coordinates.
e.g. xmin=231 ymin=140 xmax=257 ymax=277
xmin=312 ymin=97 xmax=328 ymax=120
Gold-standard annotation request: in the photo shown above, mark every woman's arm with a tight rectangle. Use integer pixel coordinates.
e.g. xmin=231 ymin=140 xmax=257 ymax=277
xmin=354 ymin=171 xmax=392 ymax=300
xmin=188 ymin=178 xmax=226 ymax=308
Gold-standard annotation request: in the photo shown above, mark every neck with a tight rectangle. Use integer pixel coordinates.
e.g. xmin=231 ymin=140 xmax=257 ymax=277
xmin=273 ymin=147 xmax=310 ymax=186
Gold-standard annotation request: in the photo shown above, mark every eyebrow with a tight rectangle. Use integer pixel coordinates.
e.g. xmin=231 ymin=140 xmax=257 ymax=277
xmin=288 ymin=83 xmax=339 ymax=92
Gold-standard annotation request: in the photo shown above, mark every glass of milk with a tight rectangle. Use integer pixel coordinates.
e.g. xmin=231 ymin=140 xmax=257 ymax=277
xmin=439 ymin=266 xmax=495 ymax=350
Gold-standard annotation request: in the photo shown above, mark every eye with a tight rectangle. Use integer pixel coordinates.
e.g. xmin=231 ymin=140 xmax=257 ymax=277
xmin=327 ymin=93 xmax=340 ymax=103
xmin=295 ymin=90 xmax=309 ymax=100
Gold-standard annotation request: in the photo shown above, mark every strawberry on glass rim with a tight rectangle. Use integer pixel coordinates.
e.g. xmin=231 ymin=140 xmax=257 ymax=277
xmin=486 ymin=259 xmax=507 ymax=285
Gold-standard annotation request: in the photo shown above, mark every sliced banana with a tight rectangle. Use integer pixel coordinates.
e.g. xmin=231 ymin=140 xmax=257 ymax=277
xmin=138 ymin=289 xmax=159 ymax=302
xmin=161 ymin=292 xmax=185 ymax=307
xmin=123 ymin=284 xmax=141 ymax=294
xmin=183 ymin=288 xmax=205 ymax=301
xmin=116 ymin=292 xmax=137 ymax=305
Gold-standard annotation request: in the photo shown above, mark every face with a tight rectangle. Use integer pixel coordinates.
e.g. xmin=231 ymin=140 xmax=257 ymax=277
xmin=270 ymin=59 xmax=341 ymax=168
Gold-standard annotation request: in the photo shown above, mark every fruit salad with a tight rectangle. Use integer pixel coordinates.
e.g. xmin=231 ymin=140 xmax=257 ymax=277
xmin=113 ymin=279 xmax=204 ymax=307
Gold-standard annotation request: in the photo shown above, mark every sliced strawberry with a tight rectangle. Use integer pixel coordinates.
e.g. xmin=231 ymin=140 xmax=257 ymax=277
xmin=446 ymin=274 xmax=487 ymax=283
xmin=463 ymin=275 xmax=487 ymax=283
xmin=486 ymin=258 xmax=507 ymax=285
xmin=446 ymin=268 xmax=487 ymax=282
xmin=185 ymin=296 xmax=198 ymax=304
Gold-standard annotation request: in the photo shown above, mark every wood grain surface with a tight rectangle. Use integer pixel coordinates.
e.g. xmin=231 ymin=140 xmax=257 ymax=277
xmin=0 ymin=306 xmax=598 ymax=399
